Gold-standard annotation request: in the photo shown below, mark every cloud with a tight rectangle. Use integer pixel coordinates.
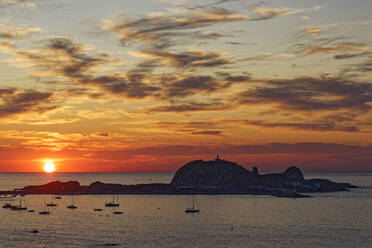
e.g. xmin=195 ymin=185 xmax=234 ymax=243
xmin=0 ymin=88 xmax=56 ymax=118
xmin=137 ymin=49 xmax=233 ymax=69
xmin=0 ymin=0 xmax=36 ymax=9
xmin=102 ymin=4 xmax=306 ymax=49
xmin=145 ymin=99 xmax=231 ymax=113
xmin=305 ymin=43 xmax=372 ymax=55
xmin=164 ymin=75 xmax=232 ymax=97
xmin=191 ymin=130 xmax=224 ymax=136
xmin=301 ymin=24 xmax=335 ymax=37
xmin=0 ymin=24 xmax=41 ymax=39
xmin=235 ymin=76 xmax=372 ymax=113
xmin=237 ymin=120 xmax=360 ymax=133
xmin=7 ymin=37 xmax=112 ymax=78
xmin=333 ymin=52 xmax=372 ymax=60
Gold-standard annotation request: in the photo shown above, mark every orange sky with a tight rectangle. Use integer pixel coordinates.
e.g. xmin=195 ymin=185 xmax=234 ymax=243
xmin=0 ymin=0 xmax=372 ymax=172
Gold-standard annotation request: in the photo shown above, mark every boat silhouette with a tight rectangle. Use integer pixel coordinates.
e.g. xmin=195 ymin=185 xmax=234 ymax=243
xmin=105 ymin=195 xmax=119 ymax=207
xmin=185 ymin=196 xmax=200 ymax=213
xmin=11 ymin=196 xmax=27 ymax=211
xmin=39 ymin=199 xmax=49 ymax=215
xmin=47 ymin=197 xmax=57 ymax=207
xmin=67 ymin=195 xmax=77 ymax=209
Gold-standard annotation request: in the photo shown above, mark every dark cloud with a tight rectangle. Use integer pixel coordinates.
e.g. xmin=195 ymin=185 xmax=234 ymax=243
xmin=191 ymin=130 xmax=224 ymax=136
xmin=13 ymin=37 xmax=111 ymax=79
xmin=334 ymin=52 xmax=372 ymax=60
xmin=235 ymin=76 xmax=372 ymax=112
xmin=0 ymin=88 xmax=56 ymax=117
xmin=164 ymin=75 xmax=231 ymax=97
xmin=237 ymin=120 xmax=360 ymax=132
xmin=103 ymin=4 xmax=302 ymax=49
xmin=145 ymin=99 xmax=231 ymax=113
xmin=81 ymin=74 xmax=161 ymax=99
xmin=139 ymin=49 xmax=232 ymax=69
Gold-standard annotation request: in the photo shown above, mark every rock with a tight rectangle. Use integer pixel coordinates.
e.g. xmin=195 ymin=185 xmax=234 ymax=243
xmin=15 ymin=157 xmax=357 ymax=198
xmin=170 ymin=159 xmax=256 ymax=189
xmin=283 ymin=166 xmax=304 ymax=181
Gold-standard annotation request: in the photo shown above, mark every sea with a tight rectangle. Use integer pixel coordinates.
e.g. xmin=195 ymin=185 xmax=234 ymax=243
xmin=0 ymin=172 xmax=371 ymax=248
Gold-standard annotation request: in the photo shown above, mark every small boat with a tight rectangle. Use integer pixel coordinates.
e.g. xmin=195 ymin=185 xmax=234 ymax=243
xmin=11 ymin=196 xmax=27 ymax=211
xmin=39 ymin=198 xmax=49 ymax=215
xmin=28 ymin=210 xmax=35 ymax=213
xmin=94 ymin=208 xmax=103 ymax=211
xmin=55 ymin=196 xmax=62 ymax=199
xmin=113 ymin=211 xmax=123 ymax=214
xmin=67 ymin=195 xmax=77 ymax=209
xmin=46 ymin=198 xmax=57 ymax=207
xmin=11 ymin=205 xmax=27 ymax=211
xmin=105 ymin=195 xmax=120 ymax=207
xmin=2 ymin=203 xmax=12 ymax=209
xmin=185 ymin=197 xmax=200 ymax=213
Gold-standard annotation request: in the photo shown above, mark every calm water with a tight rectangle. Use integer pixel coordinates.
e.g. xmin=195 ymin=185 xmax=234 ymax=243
xmin=0 ymin=173 xmax=371 ymax=248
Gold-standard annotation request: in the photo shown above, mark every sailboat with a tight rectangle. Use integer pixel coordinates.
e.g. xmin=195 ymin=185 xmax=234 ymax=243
xmin=46 ymin=197 xmax=57 ymax=207
xmin=105 ymin=195 xmax=120 ymax=207
xmin=2 ymin=196 xmax=13 ymax=209
xmin=39 ymin=198 xmax=49 ymax=215
xmin=185 ymin=196 xmax=200 ymax=213
xmin=67 ymin=195 xmax=77 ymax=209
xmin=11 ymin=196 xmax=27 ymax=211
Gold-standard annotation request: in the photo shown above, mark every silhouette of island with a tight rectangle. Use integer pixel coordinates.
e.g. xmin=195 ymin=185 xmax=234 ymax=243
xmin=3 ymin=157 xmax=357 ymax=198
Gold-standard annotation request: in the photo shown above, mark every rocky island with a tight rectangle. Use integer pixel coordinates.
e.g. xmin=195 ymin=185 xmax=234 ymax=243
xmin=3 ymin=157 xmax=357 ymax=198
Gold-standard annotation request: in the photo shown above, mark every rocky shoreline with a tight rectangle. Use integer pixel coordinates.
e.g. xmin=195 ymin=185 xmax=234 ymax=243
xmin=1 ymin=158 xmax=358 ymax=198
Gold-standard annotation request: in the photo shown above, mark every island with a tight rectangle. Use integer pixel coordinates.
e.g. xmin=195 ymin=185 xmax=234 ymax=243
xmin=2 ymin=157 xmax=357 ymax=198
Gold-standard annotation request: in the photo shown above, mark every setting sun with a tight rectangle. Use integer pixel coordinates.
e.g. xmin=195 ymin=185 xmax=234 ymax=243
xmin=43 ymin=161 xmax=56 ymax=173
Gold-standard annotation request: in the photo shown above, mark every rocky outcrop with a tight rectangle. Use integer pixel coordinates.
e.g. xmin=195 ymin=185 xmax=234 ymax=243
xmin=170 ymin=158 xmax=357 ymax=193
xmin=10 ymin=158 xmax=357 ymax=198
xmin=170 ymin=159 xmax=257 ymax=190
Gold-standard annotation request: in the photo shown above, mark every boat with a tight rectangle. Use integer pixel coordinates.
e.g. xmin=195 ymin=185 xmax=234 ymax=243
xmin=105 ymin=195 xmax=120 ymax=207
xmin=185 ymin=197 xmax=200 ymax=213
xmin=11 ymin=196 xmax=27 ymax=211
xmin=28 ymin=210 xmax=35 ymax=213
xmin=39 ymin=198 xmax=50 ymax=215
xmin=55 ymin=196 xmax=62 ymax=199
xmin=113 ymin=211 xmax=123 ymax=214
xmin=94 ymin=208 xmax=103 ymax=211
xmin=67 ymin=195 xmax=77 ymax=209
xmin=46 ymin=198 xmax=57 ymax=207
xmin=2 ymin=203 xmax=12 ymax=209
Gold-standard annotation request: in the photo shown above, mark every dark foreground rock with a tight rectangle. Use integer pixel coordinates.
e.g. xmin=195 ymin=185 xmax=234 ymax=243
xmin=3 ymin=158 xmax=357 ymax=198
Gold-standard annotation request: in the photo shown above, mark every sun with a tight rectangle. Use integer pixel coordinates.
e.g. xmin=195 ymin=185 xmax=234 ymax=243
xmin=43 ymin=161 xmax=56 ymax=173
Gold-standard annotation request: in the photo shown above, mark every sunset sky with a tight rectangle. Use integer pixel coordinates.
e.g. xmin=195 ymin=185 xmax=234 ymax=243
xmin=0 ymin=0 xmax=371 ymax=172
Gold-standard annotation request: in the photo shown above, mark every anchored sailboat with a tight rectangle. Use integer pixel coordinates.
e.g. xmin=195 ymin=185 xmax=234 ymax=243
xmin=46 ymin=197 xmax=57 ymax=207
xmin=67 ymin=195 xmax=77 ymax=209
xmin=11 ymin=196 xmax=27 ymax=211
xmin=185 ymin=196 xmax=200 ymax=213
xmin=105 ymin=195 xmax=119 ymax=207
xmin=39 ymin=198 xmax=49 ymax=215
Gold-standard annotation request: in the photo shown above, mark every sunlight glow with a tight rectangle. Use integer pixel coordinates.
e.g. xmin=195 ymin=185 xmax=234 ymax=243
xmin=43 ymin=161 xmax=56 ymax=173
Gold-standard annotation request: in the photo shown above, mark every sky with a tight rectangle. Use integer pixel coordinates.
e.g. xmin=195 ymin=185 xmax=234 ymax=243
xmin=0 ymin=0 xmax=371 ymax=172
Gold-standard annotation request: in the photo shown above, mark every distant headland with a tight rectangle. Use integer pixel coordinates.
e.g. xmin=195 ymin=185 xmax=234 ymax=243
xmin=2 ymin=156 xmax=357 ymax=198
